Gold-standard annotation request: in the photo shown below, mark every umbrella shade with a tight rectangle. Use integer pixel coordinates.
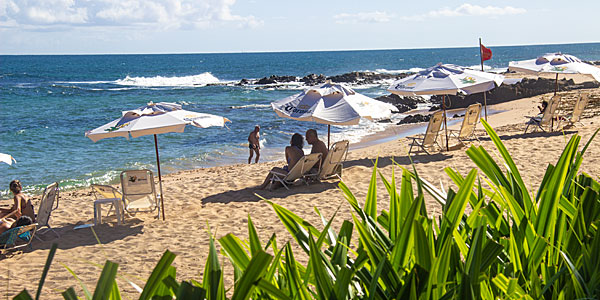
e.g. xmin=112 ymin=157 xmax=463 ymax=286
xmin=508 ymin=53 xmax=600 ymax=82
xmin=387 ymin=63 xmax=504 ymax=96
xmin=271 ymin=82 xmax=397 ymax=126
xmin=0 ymin=153 xmax=16 ymax=165
xmin=85 ymin=102 xmax=229 ymax=220
xmin=86 ymin=103 xmax=228 ymax=142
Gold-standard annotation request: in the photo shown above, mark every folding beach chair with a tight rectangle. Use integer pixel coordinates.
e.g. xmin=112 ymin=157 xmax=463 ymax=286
xmin=0 ymin=224 xmax=38 ymax=254
xmin=561 ymin=93 xmax=589 ymax=128
xmin=120 ymin=170 xmax=159 ymax=218
xmin=318 ymin=140 xmax=349 ymax=180
xmin=524 ymin=95 xmax=561 ymax=133
xmin=408 ymin=110 xmax=444 ymax=155
xmin=449 ymin=103 xmax=482 ymax=146
xmin=36 ymin=182 xmax=60 ymax=240
xmin=268 ymin=153 xmax=322 ymax=190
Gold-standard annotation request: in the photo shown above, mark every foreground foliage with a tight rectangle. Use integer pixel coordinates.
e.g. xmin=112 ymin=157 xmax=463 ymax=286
xmin=15 ymin=120 xmax=600 ymax=299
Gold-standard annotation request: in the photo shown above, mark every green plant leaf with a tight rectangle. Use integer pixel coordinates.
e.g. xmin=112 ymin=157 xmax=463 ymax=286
xmin=91 ymin=261 xmax=118 ymax=300
xmin=231 ymin=250 xmax=273 ymax=300
xmin=139 ymin=250 xmax=176 ymax=300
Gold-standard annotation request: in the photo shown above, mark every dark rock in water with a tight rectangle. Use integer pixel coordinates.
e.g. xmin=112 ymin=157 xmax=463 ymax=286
xmin=256 ymin=75 xmax=297 ymax=85
xmin=453 ymin=113 xmax=465 ymax=118
xmin=429 ymin=105 xmax=441 ymax=111
xmin=327 ymin=71 xmax=409 ymax=84
xmin=238 ymin=78 xmax=249 ymax=85
xmin=398 ymin=114 xmax=431 ymax=124
xmin=301 ymin=74 xmax=326 ymax=86
xmin=376 ymin=94 xmax=426 ymax=113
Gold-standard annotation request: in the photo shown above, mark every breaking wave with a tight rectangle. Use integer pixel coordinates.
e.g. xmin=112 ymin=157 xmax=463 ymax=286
xmin=113 ymin=72 xmax=220 ymax=87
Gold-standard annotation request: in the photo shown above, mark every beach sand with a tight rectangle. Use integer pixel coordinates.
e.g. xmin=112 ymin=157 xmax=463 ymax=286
xmin=2 ymin=88 xmax=600 ymax=299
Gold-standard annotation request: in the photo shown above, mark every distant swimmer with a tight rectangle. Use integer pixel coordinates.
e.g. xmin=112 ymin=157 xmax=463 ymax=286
xmin=248 ymin=125 xmax=261 ymax=164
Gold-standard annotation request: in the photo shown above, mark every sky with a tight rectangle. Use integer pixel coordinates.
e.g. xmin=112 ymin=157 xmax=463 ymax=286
xmin=1 ymin=0 xmax=598 ymax=54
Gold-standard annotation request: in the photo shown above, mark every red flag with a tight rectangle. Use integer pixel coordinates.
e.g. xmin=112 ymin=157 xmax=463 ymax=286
xmin=480 ymin=44 xmax=492 ymax=61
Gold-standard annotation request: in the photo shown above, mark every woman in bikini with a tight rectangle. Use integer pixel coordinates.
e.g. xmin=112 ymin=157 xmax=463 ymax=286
xmin=258 ymin=133 xmax=305 ymax=190
xmin=0 ymin=180 xmax=36 ymax=232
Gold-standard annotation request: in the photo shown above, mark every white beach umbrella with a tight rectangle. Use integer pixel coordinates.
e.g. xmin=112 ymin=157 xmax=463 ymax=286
xmin=0 ymin=153 xmax=16 ymax=165
xmin=508 ymin=53 xmax=600 ymax=94
xmin=387 ymin=63 xmax=504 ymax=150
xmin=85 ymin=102 xmax=230 ymax=220
xmin=271 ymin=82 xmax=397 ymax=147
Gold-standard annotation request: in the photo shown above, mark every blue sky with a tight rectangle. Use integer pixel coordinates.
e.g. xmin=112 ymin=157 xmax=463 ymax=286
xmin=1 ymin=0 xmax=598 ymax=54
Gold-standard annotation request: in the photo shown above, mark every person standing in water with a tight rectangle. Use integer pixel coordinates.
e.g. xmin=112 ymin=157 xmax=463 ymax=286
xmin=248 ymin=125 xmax=261 ymax=164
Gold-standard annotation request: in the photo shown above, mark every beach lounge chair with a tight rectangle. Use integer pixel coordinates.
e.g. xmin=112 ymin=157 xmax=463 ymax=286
xmin=524 ymin=95 xmax=561 ymax=133
xmin=561 ymin=93 xmax=589 ymax=128
xmin=36 ymin=182 xmax=60 ymax=240
xmin=408 ymin=110 xmax=444 ymax=155
xmin=318 ymin=140 xmax=349 ymax=180
xmin=91 ymin=184 xmax=124 ymax=225
xmin=0 ymin=224 xmax=38 ymax=254
xmin=449 ymin=103 xmax=482 ymax=146
xmin=120 ymin=169 xmax=159 ymax=218
xmin=268 ymin=153 xmax=322 ymax=190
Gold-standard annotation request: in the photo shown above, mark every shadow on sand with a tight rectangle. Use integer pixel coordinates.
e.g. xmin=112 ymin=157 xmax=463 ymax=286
xmin=202 ymin=153 xmax=454 ymax=204
xmin=17 ymin=218 xmax=145 ymax=254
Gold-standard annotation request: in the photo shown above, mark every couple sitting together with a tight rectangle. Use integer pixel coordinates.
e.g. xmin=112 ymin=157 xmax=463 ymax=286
xmin=258 ymin=129 xmax=328 ymax=190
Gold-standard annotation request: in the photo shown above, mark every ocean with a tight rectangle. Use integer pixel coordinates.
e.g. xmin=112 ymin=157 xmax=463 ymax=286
xmin=2 ymin=42 xmax=600 ymax=197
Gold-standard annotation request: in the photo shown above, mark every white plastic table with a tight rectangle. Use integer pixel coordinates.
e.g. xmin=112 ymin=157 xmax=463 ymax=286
xmin=93 ymin=198 xmax=122 ymax=225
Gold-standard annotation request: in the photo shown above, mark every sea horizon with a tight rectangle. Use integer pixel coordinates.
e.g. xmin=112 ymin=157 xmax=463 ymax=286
xmin=3 ymin=41 xmax=600 ymax=56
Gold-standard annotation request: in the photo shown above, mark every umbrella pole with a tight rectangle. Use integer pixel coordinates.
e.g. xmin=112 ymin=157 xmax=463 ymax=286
xmin=154 ymin=134 xmax=166 ymax=221
xmin=554 ymin=73 xmax=558 ymax=95
xmin=327 ymin=125 xmax=331 ymax=149
xmin=443 ymin=95 xmax=449 ymax=151
xmin=483 ymin=91 xmax=488 ymax=121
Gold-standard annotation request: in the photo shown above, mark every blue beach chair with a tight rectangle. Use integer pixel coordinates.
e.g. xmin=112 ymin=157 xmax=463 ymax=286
xmin=0 ymin=224 xmax=38 ymax=254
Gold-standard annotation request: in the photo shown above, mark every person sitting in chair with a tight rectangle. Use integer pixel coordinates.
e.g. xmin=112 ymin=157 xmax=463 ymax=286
xmin=258 ymin=133 xmax=305 ymax=190
xmin=0 ymin=215 xmax=33 ymax=235
xmin=306 ymin=129 xmax=328 ymax=169
xmin=0 ymin=180 xmax=35 ymax=224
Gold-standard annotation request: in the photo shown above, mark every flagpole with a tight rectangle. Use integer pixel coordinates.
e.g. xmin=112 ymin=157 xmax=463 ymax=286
xmin=479 ymin=38 xmax=488 ymax=121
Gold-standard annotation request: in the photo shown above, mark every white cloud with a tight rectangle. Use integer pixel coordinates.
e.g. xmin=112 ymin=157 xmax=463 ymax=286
xmin=401 ymin=3 xmax=526 ymax=21
xmin=334 ymin=11 xmax=393 ymax=24
xmin=0 ymin=0 xmax=262 ymax=30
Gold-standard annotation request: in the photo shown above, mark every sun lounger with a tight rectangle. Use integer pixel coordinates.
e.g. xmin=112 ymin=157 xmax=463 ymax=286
xmin=120 ymin=169 xmax=159 ymax=218
xmin=36 ymin=182 xmax=60 ymax=240
xmin=91 ymin=184 xmax=124 ymax=225
xmin=0 ymin=224 xmax=38 ymax=254
xmin=449 ymin=103 xmax=481 ymax=146
xmin=408 ymin=110 xmax=444 ymax=155
xmin=524 ymin=95 xmax=561 ymax=133
xmin=268 ymin=153 xmax=322 ymax=190
xmin=318 ymin=140 xmax=349 ymax=180
xmin=561 ymin=93 xmax=589 ymax=128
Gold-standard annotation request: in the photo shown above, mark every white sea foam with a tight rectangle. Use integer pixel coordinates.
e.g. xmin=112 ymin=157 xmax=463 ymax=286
xmin=465 ymin=64 xmax=507 ymax=74
xmin=229 ymin=104 xmax=271 ymax=109
xmin=113 ymin=72 xmax=220 ymax=87
xmin=373 ymin=68 xmax=426 ymax=75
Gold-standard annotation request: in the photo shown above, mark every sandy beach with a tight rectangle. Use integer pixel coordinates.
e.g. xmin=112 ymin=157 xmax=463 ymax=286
xmin=2 ymin=87 xmax=600 ymax=298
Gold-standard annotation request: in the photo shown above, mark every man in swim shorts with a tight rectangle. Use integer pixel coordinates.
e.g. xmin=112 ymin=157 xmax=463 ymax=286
xmin=248 ymin=125 xmax=261 ymax=164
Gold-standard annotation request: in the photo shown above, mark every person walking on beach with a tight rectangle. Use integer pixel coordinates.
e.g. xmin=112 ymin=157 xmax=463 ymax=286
xmin=248 ymin=125 xmax=261 ymax=164
xmin=306 ymin=129 xmax=328 ymax=168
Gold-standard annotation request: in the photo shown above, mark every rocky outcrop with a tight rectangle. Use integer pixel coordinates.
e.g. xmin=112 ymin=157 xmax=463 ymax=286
xmin=235 ymin=71 xmax=413 ymax=87
xmin=255 ymin=75 xmax=297 ymax=85
xmin=398 ymin=114 xmax=430 ymax=124
xmin=300 ymin=74 xmax=327 ymax=85
xmin=376 ymin=94 xmax=426 ymax=113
